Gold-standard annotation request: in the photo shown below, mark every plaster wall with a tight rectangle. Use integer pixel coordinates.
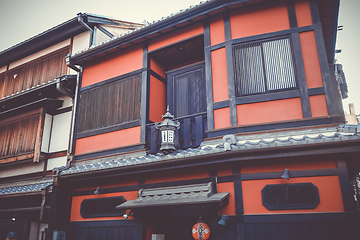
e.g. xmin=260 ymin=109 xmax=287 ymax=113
xmin=49 ymin=111 xmax=72 ymax=153
xmin=9 ymin=39 xmax=70 ymax=70
xmin=0 ymin=161 xmax=45 ymax=178
xmin=47 ymin=156 xmax=67 ymax=171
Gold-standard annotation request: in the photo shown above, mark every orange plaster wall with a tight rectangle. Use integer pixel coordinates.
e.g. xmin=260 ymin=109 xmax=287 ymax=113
xmin=242 ymin=176 xmax=344 ymax=214
xmin=218 ymin=182 xmax=236 ymax=216
xmin=237 ymin=98 xmax=303 ymax=126
xmin=75 ymin=126 xmax=141 ymax=155
xmin=148 ymin=23 xmax=204 ymax=52
xmin=150 ymin=58 xmax=166 ymax=79
xmin=145 ymin=167 xmax=209 ymax=184
xmin=210 ymin=15 xmax=225 ymax=46
xmin=82 ymin=45 xmax=143 ymax=87
xmin=149 ymin=75 xmax=166 ymax=123
xmin=299 ymin=31 xmax=324 ymax=89
xmin=214 ymin=107 xmax=231 ymax=129
xmin=73 ymin=177 xmax=138 ymax=192
xmin=241 ymin=159 xmax=337 ymax=174
xmin=230 ymin=4 xmax=290 ymax=39
xmin=295 ymin=1 xmax=312 ymax=27
xmin=211 ymin=48 xmax=229 ymax=102
xmin=70 ymin=191 xmax=138 ymax=221
xmin=309 ymin=94 xmax=328 ymax=117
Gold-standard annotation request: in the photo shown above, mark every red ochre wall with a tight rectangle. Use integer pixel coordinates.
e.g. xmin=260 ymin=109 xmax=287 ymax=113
xmin=70 ymin=191 xmax=138 ymax=221
xmin=230 ymin=3 xmax=290 ymax=39
xmin=240 ymin=159 xmax=343 ymax=214
xmin=148 ymin=23 xmax=204 ymax=52
xmin=209 ymin=1 xmax=330 ymax=130
xmin=75 ymin=126 xmax=141 ymax=155
xmin=81 ymin=45 xmax=143 ymax=87
xmin=149 ymin=59 xmax=166 ymax=123
xmin=242 ymin=176 xmax=344 ymax=214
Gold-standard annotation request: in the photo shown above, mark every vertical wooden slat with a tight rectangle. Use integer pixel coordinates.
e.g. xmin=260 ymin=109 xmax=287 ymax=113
xmin=182 ymin=118 xmax=191 ymax=149
xmin=194 ymin=115 xmax=203 ymax=147
xmin=33 ymin=109 xmax=45 ymax=162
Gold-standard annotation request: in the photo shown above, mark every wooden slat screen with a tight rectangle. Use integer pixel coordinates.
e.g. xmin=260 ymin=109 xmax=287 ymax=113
xmin=0 ymin=49 xmax=69 ymax=99
xmin=172 ymin=66 xmax=206 ymax=118
xmin=0 ymin=114 xmax=39 ymax=158
xmin=78 ymin=74 xmax=142 ymax=133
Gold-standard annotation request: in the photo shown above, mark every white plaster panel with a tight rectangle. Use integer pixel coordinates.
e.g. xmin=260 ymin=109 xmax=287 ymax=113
xmin=57 ymin=96 xmax=73 ymax=109
xmin=9 ymin=39 xmax=70 ymax=70
xmin=29 ymin=222 xmax=40 ymax=240
xmin=38 ymin=223 xmax=48 ymax=240
xmin=72 ymin=31 xmax=90 ymax=55
xmin=0 ymin=65 xmax=7 ymax=74
xmin=49 ymin=111 xmax=71 ymax=152
xmin=0 ymin=162 xmax=45 ymax=178
xmin=95 ymin=26 xmax=110 ymax=45
xmin=41 ymin=114 xmax=53 ymax=153
xmin=46 ymin=156 xmax=67 ymax=171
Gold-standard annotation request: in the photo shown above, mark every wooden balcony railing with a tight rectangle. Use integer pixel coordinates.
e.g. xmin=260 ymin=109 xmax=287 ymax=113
xmin=146 ymin=112 xmax=207 ymax=154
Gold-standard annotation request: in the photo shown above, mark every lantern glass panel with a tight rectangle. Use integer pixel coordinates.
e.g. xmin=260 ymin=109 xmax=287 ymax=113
xmin=168 ymin=130 xmax=174 ymax=143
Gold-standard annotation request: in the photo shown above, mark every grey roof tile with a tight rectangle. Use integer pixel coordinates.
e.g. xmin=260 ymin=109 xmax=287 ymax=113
xmin=0 ymin=181 xmax=52 ymax=196
xmin=60 ymin=124 xmax=360 ymax=176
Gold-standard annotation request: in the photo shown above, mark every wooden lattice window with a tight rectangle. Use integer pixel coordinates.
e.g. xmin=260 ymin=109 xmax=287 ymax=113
xmin=233 ymin=36 xmax=297 ymax=97
xmin=77 ymin=74 xmax=142 ymax=133
xmin=80 ymin=196 xmax=126 ymax=218
xmin=0 ymin=110 xmax=45 ymax=163
xmin=262 ymin=183 xmax=320 ymax=210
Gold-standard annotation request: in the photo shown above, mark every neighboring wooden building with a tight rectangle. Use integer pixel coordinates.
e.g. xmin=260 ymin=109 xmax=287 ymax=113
xmin=55 ymin=0 xmax=360 ymax=239
xmin=0 ymin=14 xmax=142 ymax=240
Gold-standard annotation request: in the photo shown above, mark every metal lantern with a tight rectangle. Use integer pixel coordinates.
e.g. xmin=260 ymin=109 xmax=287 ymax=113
xmin=155 ymin=106 xmax=180 ymax=153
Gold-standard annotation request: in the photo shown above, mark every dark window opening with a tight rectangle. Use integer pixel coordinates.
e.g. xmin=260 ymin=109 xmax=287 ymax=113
xmin=233 ymin=36 xmax=297 ymax=97
xmin=262 ymin=183 xmax=320 ymax=210
xmin=77 ymin=74 xmax=141 ymax=133
xmin=80 ymin=196 xmax=126 ymax=218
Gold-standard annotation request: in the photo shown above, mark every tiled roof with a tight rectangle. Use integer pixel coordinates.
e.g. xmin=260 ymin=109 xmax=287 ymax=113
xmin=116 ymin=182 xmax=229 ymax=209
xmin=0 ymin=180 xmax=52 ymax=196
xmin=60 ymin=124 xmax=360 ymax=176
xmin=0 ymin=79 xmax=57 ymax=102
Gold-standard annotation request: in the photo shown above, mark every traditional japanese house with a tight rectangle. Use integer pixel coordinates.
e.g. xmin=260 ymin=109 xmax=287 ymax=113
xmin=60 ymin=0 xmax=360 ymax=239
xmin=0 ymin=14 xmax=142 ymax=240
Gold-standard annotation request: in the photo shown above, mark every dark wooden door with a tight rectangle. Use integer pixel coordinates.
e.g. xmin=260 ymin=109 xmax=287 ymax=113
xmin=167 ymin=63 xmax=206 ymax=118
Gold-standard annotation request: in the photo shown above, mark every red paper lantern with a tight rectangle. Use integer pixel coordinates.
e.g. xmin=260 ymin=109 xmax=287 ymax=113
xmin=192 ymin=222 xmax=210 ymax=240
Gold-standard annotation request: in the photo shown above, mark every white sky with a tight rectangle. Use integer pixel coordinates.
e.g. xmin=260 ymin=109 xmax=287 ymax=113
xmin=0 ymin=0 xmax=359 ymax=114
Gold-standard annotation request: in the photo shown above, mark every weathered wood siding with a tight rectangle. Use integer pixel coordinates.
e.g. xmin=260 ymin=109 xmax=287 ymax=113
xmin=0 ymin=49 xmax=68 ymax=99
xmin=0 ymin=114 xmax=39 ymax=158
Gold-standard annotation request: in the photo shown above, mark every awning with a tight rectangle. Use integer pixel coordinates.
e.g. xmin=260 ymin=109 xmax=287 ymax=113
xmin=116 ymin=182 xmax=229 ymax=210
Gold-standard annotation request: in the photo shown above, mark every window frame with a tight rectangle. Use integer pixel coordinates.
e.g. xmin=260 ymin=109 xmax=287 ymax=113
xmin=232 ymin=35 xmax=298 ymax=97
xmin=76 ymin=72 xmax=142 ymax=138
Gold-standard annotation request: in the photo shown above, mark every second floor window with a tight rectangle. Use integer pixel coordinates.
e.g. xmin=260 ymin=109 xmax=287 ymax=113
xmin=77 ymin=74 xmax=141 ymax=133
xmin=233 ymin=36 xmax=297 ymax=97
xmin=167 ymin=63 xmax=206 ymax=118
